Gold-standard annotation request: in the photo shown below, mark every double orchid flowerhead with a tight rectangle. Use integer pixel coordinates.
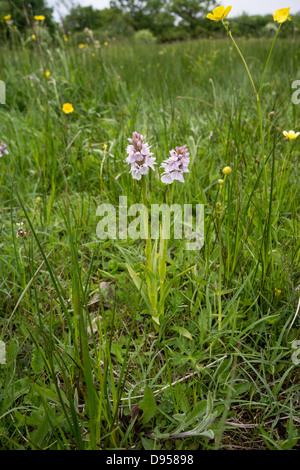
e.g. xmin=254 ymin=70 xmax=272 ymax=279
xmin=125 ymin=132 xmax=190 ymax=184
xmin=126 ymin=131 xmax=156 ymax=181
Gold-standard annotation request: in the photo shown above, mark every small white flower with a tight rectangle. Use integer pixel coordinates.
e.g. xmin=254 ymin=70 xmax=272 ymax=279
xmin=283 ymin=130 xmax=300 ymax=140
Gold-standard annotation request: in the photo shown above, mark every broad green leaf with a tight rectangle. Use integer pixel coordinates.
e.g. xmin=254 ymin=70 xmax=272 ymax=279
xmin=172 ymin=326 xmax=193 ymax=341
xmin=152 ymin=315 xmax=160 ymax=326
xmin=141 ymin=436 xmax=161 ymax=450
xmin=126 ymin=263 xmax=153 ymax=312
xmin=144 ymin=267 xmax=158 ymax=310
xmin=31 ymin=347 xmax=44 ymax=375
xmin=139 ymin=386 xmax=157 ymax=425
xmin=160 ymin=265 xmax=195 ymax=305
xmin=159 ymin=232 xmax=168 ymax=285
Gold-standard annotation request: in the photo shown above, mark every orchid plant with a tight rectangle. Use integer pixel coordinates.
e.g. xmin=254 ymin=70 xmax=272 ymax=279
xmin=124 ymin=132 xmax=192 ymax=330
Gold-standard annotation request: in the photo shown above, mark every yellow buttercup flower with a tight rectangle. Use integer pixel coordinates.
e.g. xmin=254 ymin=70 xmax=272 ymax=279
xmin=104 ymin=41 xmax=108 ymax=46
xmin=3 ymin=14 xmax=11 ymax=21
xmin=275 ymin=288 xmax=282 ymax=297
xmin=283 ymin=130 xmax=300 ymax=140
xmin=273 ymin=7 xmax=291 ymax=23
xmin=63 ymin=34 xmax=68 ymax=42
xmin=207 ymin=5 xmax=232 ymax=22
xmin=78 ymin=43 xmax=85 ymax=49
xmin=222 ymin=166 xmax=232 ymax=175
xmin=32 ymin=34 xmax=36 ymax=40
xmin=45 ymin=70 xmax=50 ymax=78
xmin=34 ymin=15 xmax=45 ymax=21
xmin=62 ymin=103 xmax=74 ymax=114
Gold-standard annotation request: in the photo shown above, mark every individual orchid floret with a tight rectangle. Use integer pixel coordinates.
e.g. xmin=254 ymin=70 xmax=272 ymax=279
xmin=125 ymin=131 xmax=156 ymax=180
xmin=160 ymin=145 xmax=190 ymax=184
xmin=0 ymin=142 xmax=8 ymax=157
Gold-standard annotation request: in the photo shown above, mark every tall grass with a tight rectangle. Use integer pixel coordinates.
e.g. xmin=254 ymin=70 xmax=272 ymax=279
xmin=0 ymin=32 xmax=299 ymax=449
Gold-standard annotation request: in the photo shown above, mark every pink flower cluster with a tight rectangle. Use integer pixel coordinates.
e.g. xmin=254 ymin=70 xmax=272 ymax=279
xmin=160 ymin=146 xmax=190 ymax=184
xmin=0 ymin=142 xmax=8 ymax=157
xmin=125 ymin=132 xmax=190 ymax=184
xmin=125 ymin=132 xmax=156 ymax=181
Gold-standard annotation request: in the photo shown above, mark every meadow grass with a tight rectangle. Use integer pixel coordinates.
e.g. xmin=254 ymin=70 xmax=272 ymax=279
xmin=0 ymin=34 xmax=299 ymax=450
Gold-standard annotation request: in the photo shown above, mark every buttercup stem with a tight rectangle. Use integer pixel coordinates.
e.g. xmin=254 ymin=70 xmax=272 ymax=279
xmin=278 ymin=141 xmax=291 ymax=201
xmin=218 ymin=209 xmax=222 ymax=330
xmin=223 ymin=21 xmax=268 ymax=197
xmin=259 ymin=24 xmax=282 ymax=97
xmin=224 ymin=24 xmax=257 ymax=96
